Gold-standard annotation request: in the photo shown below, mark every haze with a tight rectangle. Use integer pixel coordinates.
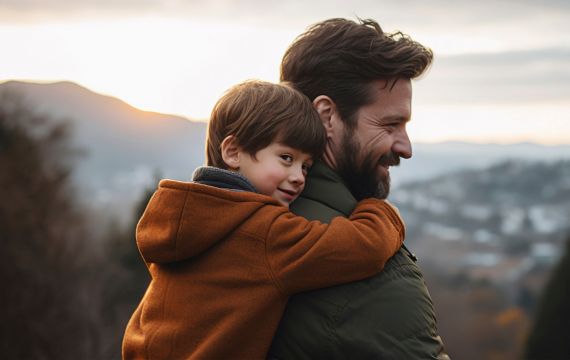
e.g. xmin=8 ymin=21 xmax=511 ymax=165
xmin=1 ymin=0 xmax=568 ymax=144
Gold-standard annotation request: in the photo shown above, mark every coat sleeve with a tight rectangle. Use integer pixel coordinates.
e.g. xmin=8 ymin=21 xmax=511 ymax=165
xmin=265 ymin=198 xmax=405 ymax=295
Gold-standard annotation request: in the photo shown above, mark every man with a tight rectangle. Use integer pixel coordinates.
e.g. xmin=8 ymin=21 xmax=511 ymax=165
xmin=268 ymin=18 xmax=450 ymax=359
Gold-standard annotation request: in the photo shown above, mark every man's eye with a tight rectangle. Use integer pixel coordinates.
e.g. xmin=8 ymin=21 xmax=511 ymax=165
xmin=280 ymin=154 xmax=293 ymax=162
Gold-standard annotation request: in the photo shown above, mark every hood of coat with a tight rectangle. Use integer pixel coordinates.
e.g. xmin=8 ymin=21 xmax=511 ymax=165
xmin=136 ymin=179 xmax=280 ymax=264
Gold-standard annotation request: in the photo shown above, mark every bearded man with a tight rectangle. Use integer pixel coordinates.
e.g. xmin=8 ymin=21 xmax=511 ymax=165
xmin=268 ymin=18 xmax=450 ymax=359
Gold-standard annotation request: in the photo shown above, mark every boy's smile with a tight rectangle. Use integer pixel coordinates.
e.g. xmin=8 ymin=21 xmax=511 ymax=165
xmin=237 ymin=143 xmax=313 ymax=208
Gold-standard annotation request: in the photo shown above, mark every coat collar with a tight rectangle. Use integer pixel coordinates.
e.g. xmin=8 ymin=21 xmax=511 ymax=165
xmin=295 ymin=161 xmax=357 ymax=217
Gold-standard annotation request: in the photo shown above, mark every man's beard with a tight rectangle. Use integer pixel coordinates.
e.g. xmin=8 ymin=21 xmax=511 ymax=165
xmin=335 ymin=130 xmax=401 ymax=201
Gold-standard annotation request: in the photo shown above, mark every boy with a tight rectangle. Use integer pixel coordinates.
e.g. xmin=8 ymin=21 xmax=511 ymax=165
xmin=122 ymin=81 xmax=405 ymax=359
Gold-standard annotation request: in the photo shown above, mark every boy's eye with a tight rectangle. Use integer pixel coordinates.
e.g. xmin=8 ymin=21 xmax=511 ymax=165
xmin=280 ymin=154 xmax=293 ymax=163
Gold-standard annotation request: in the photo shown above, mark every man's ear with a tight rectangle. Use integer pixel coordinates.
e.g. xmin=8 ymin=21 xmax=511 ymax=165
xmin=313 ymin=95 xmax=343 ymax=139
xmin=220 ymin=135 xmax=241 ymax=170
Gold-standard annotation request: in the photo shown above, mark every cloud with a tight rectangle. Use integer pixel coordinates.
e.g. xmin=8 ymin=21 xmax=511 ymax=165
xmin=2 ymin=0 xmax=569 ymax=26
xmin=2 ymin=0 xmax=568 ymax=107
xmin=0 ymin=0 xmax=156 ymax=11
xmin=0 ymin=0 xmax=167 ymax=23
xmin=417 ymin=47 xmax=570 ymax=104
xmin=2 ymin=1 xmax=567 ymax=55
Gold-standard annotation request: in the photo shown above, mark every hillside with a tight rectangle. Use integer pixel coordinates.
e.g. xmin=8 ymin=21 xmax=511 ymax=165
xmin=3 ymin=79 xmax=569 ymax=359
xmin=393 ymin=159 xmax=570 ymax=282
xmin=390 ymin=141 xmax=570 ymax=185
xmin=0 ymin=80 xmax=207 ymax=218
xmin=2 ymin=80 xmax=569 ymax=221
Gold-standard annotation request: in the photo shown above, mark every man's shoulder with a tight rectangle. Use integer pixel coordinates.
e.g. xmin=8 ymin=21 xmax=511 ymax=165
xmin=290 ymin=248 xmax=421 ymax=306
xmin=269 ymin=248 xmax=445 ymax=359
xmin=290 ymin=196 xmax=345 ymax=222
xmin=271 ymin=170 xmax=447 ymax=358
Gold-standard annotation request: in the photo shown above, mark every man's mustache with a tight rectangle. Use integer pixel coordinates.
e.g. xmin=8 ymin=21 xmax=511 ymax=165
xmin=378 ymin=152 xmax=401 ymax=167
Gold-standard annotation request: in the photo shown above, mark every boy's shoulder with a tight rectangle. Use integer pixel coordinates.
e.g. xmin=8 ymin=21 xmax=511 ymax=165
xmin=157 ymin=179 xmax=281 ymax=208
xmin=137 ymin=179 xmax=291 ymax=264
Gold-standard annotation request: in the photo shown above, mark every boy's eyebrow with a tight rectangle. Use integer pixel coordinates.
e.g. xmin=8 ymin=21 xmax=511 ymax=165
xmin=276 ymin=142 xmax=295 ymax=149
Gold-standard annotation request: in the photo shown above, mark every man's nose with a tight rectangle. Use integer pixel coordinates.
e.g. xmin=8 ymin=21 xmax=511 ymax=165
xmin=393 ymin=129 xmax=412 ymax=159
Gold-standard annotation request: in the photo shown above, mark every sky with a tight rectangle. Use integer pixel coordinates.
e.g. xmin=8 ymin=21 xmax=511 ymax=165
xmin=0 ymin=0 xmax=569 ymax=144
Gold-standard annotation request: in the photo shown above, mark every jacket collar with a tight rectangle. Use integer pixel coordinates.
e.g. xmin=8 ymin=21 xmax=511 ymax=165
xmin=297 ymin=161 xmax=357 ymax=217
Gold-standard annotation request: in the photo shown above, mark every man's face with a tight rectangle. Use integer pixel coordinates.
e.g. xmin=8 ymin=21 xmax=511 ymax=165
xmin=335 ymin=78 xmax=412 ymax=200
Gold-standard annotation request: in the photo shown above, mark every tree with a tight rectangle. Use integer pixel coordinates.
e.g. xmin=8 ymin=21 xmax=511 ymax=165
xmin=0 ymin=91 xmax=103 ymax=358
xmin=525 ymin=234 xmax=570 ymax=359
xmin=99 ymin=184 xmax=154 ymax=358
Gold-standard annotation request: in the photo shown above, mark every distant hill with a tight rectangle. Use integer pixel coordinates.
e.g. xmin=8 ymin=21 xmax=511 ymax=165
xmin=2 ymin=80 xmax=569 ymax=220
xmin=0 ymin=80 xmax=207 ymax=219
xmin=390 ymin=141 xmax=570 ymax=185
xmin=392 ymin=159 xmax=570 ymax=275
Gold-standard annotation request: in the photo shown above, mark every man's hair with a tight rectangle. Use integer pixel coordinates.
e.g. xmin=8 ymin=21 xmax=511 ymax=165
xmin=206 ymin=80 xmax=326 ymax=169
xmin=281 ymin=18 xmax=433 ymax=128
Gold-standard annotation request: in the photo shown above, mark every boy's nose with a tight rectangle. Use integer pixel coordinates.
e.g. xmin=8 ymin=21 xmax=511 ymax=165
xmin=289 ymin=166 xmax=305 ymax=186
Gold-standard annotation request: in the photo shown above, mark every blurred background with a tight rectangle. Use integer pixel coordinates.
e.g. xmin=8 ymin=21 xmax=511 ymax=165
xmin=1 ymin=1 xmax=569 ymax=359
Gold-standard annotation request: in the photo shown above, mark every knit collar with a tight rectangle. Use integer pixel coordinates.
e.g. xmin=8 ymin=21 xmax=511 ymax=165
xmin=193 ymin=163 xmax=357 ymax=215
xmin=192 ymin=166 xmax=257 ymax=193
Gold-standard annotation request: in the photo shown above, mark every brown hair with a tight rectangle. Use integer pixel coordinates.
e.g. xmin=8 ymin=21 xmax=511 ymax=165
xmin=281 ymin=18 xmax=433 ymax=129
xmin=206 ymin=80 xmax=326 ymax=169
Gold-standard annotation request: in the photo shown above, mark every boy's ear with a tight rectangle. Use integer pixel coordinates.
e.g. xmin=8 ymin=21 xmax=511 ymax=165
xmin=220 ymin=135 xmax=241 ymax=170
xmin=313 ymin=95 xmax=342 ymax=139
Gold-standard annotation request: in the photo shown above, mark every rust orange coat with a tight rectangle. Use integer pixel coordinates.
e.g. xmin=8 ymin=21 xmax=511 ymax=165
xmin=122 ymin=179 xmax=404 ymax=359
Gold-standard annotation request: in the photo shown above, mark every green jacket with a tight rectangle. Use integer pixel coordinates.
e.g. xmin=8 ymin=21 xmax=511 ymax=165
xmin=268 ymin=161 xmax=449 ymax=359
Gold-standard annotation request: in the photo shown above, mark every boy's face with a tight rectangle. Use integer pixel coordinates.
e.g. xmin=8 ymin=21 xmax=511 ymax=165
xmin=238 ymin=143 xmax=313 ymax=208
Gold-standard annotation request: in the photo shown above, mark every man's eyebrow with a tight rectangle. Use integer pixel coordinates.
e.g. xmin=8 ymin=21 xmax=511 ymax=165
xmin=383 ymin=115 xmax=411 ymax=123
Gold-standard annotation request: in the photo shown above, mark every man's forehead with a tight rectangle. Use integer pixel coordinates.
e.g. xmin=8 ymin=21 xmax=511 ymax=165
xmin=359 ymin=80 xmax=412 ymax=117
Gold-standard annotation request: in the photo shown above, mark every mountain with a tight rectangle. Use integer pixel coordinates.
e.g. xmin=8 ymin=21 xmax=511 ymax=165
xmin=7 ymin=80 xmax=566 ymax=360
xmin=392 ymin=159 xmax=570 ymax=282
xmin=2 ymin=80 xmax=569 ymax=220
xmin=390 ymin=141 xmax=570 ymax=186
xmin=0 ymin=80 xmax=207 ymax=219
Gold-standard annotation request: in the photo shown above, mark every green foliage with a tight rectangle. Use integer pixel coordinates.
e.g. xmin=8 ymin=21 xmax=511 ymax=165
xmin=525 ymin=234 xmax=570 ymax=359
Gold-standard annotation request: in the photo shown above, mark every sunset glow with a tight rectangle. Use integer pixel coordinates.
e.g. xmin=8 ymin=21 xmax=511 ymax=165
xmin=1 ymin=1 xmax=569 ymax=144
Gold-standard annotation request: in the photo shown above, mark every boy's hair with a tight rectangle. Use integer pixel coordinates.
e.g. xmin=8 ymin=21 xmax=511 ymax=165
xmin=206 ymin=80 xmax=326 ymax=169
xmin=281 ymin=18 xmax=433 ymax=130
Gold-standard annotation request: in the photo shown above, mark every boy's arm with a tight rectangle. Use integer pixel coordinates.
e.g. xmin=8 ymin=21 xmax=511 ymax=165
xmin=265 ymin=198 xmax=405 ymax=295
